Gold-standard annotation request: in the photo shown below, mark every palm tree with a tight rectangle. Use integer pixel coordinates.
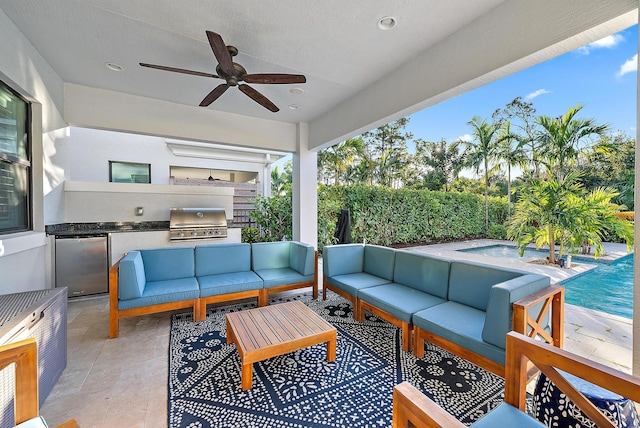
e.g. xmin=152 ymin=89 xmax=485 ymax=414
xmin=493 ymin=122 xmax=528 ymax=216
xmin=462 ymin=116 xmax=501 ymax=232
xmin=507 ymin=172 xmax=633 ymax=264
xmin=414 ymin=139 xmax=466 ymax=191
xmin=317 ymin=138 xmax=364 ymax=185
xmin=536 ymin=105 xmax=609 ymax=181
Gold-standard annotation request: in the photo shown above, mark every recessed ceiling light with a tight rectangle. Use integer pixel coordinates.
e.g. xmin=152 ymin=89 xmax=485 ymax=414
xmin=288 ymin=104 xmax=299 ymax=110
xmin=377 ymin=16 xmax=397 ymax=30
xmin=289 ymin=87 xmax=304 ymax=95
xmin=105 ymin=62 xmax=124 ymax=72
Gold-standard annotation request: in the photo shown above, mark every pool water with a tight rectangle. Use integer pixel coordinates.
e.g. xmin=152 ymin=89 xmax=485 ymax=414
xmin=458 ymin=245 xmax=634 ymax=319
xmin=459 ymin=245 xmax=549 ymax=260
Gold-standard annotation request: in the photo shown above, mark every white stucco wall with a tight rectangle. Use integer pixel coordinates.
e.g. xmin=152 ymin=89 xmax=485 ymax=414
xmin=44 ymin=126 xmax=274 ymax=225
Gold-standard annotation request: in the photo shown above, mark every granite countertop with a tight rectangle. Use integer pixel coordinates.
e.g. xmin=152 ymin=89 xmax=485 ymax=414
xmin=46 ymin=221 xmax=169 ymax=236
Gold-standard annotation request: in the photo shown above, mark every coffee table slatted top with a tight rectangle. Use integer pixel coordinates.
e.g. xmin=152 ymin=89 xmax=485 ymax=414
xmin=226 ymin=300 xmax=337 ymax=389
xmin=227 ymin=300 xmax=335 ymax=362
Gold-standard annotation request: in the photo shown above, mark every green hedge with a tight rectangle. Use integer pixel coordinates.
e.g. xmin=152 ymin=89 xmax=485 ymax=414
xmin=250 ymin=185 xmax=508 ymax=248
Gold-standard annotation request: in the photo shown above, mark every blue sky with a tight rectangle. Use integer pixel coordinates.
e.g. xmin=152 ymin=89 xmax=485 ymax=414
xmin=406 ymin=24 xmax=638 ymax=144
xmin=274 ymin=24 xmax=637 ymax=172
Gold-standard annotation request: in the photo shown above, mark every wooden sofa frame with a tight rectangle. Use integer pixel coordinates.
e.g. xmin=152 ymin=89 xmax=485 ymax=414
xmin=0 ymin=338 xmax=78 ymax=428
xmin=356 ymin=284 xmax=564 ymax=376
xmin=414 ymin=284 xmax=565 ymax=377
xmin=393 ymin=331 xmax=640 ymax=428
xmin=109 ymin=251 xmax=319 ymax=338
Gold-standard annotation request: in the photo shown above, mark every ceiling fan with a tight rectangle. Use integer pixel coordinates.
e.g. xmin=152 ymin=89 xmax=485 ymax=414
xmin=140 ymin=31 xmax=306 ymax=112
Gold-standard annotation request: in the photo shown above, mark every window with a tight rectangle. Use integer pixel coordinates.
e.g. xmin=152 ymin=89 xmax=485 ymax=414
xmin=0 ymin=80 xmax=30 ymax=234
xmin=109 ymin=161 xmax=151 ymax=183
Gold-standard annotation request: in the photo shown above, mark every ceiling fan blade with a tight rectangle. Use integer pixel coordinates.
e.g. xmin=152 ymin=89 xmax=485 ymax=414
xmin=200 ymin=84 xmax=230 ymax=107
xmin=239 ymin=84 xmax=279 ymax=112
xmin=139 ymin=63 xmax=219 ymax=79
xmin=206 ymin=31 xmax=234 ymax=76
xmin=243 ymin=73 xmax=307 ymax=84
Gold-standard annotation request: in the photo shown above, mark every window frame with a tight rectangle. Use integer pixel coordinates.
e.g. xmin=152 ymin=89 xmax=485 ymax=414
xmin=109 ymin=161 xmax=151 ymax=184
xmin=0 ymin=79 xmax=32 ymax=235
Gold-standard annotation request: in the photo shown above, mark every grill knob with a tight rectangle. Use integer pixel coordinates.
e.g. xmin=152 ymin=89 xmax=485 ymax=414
xmin=178 ymin=231 xmax=185 ymax=238
xmin=191 ymin=231 xmax=198 ymax=237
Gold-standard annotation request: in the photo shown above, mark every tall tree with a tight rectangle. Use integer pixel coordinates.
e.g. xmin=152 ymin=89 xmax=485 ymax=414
xmin=493 ymin=122 xmax=529 ymax=216
xmin=362 ymin=117 xmax=412 ymax=187
xmin=492 ymin=97 xmax=540 ymax=178
xmin=414 ymin=139 xmax=466 ymax=191
xmin=317 ymin=138 xmax=364 ymax=185
xmin=536 ymin=105 xmax=609 ymax=181
xmin=462 ymin=116 xmax=501 ymax=232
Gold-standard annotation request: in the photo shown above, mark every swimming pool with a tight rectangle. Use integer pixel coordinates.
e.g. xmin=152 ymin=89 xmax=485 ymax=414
xmin=458 ymin=245 xmax=634 ymax=319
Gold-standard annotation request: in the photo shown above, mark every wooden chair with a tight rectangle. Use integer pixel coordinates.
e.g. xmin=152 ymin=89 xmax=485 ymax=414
xmin=0 ymin=338 xmax=78 ymax=428
xmin=393 ymin=331 xmax=640 ymax=428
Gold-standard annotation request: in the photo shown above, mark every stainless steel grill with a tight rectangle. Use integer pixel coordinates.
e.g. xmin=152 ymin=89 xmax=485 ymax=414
xmin=169 ymin=208 xmax=228 ymax=240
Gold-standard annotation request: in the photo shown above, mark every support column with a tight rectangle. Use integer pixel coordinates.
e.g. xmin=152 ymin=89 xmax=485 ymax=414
xmin=292 ymin=123 xmax=317 ymax=247
xmin=634 ymin=3 xmax=640 ymax=377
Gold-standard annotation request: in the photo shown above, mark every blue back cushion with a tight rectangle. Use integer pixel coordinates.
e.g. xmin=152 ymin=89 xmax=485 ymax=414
xmin=195 ymin=243 xmax=251 ymax=276
xmin=482 ymin=274 xmax=550 ymax=348
xmin=118 ymin=251 xmax=146 ymax=300
xmin=393 ymin=252 xmax=450 ymax=298
xmin=140 ymin=247 xmax=195 ymax=282
xmin=289 ymin=242 xmax=315 ymax=275
xmin=252 ymin=242 xmax=290 ymax=270
xmin=448 ymin=261 xmax=523 ymax=311
xmin=322 ymin=244 xmax=364 ymax=277
xmin=363 ymin=245 xmax=396 ymax=281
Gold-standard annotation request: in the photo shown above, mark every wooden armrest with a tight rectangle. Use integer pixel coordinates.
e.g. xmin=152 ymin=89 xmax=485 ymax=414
xmin=393 ymin=382 xmax=466 ymax=428
xmin=505 ymin=331 xmax=640 ymax=428
xmin=0 ymin=338 xmax=39 ymax=425
xmin=513 ymin=284 xmax=564 ymax=348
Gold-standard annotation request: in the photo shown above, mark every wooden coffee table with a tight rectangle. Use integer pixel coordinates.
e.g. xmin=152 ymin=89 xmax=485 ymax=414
xmin=226 ymin=300 xmax=337 ymax=390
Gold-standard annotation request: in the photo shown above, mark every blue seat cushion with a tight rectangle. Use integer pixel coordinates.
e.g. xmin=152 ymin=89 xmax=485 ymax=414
xmin=448 ymin=261 xmax=523 ymax=311
xmin=322 ymin=244 xmax=364 ymax=277
xmin=289 ymin=242 xmax=315 ymax=275
xmin=471 ymin=403 xmax=545 ymax=427
xmin=252 ymin=242 xmax=291 ymax=270
xmin=198 ymin=271 xmax=263 ymax=297
xmin=140 ymin=247 xmax=195 ymax=282
xmin=195 ymin=243 xmax=251 ymax=276
xmin=118 ymin=251 xmax=146 ymax=300
xmin=358 ymin=283 xmax=446 ymax=323
xmin=363 ymin=245 xmax=396 ymax=280
xmin=118 ymin=277 xmax=200 ymax=310
xmin=413 ymin=301 xmax=505 ymax=365
xmin=254 ymin=267 xmax=314 ymax=288
xmin=325 ymin=272 xmax=391 ymax=297
xmin=393 ymin=251 xmax=450 ymax=298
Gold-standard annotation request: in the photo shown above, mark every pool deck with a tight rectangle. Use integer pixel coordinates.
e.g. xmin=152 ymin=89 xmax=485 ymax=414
xmin=403 ymin=239 xmax=634 ymax=373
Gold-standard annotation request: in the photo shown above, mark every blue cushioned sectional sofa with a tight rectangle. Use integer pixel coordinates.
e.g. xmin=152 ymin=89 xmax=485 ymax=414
xmin=109 ymin=241 xmax=317 ymax=338
xmin=322 ymin=243 xmax=564 ymax=376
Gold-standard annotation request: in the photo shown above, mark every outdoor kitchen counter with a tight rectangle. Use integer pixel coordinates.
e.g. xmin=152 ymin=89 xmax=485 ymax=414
xmin=46 ymin=222 xmax=242 ymax=266
xmin=46 ymin=221 xmax=171 ymax=236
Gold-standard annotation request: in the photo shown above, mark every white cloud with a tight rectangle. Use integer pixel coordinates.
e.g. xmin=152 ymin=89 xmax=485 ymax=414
xmin=525 ymin=89 xmax=551 ymax=100
xmin=457 ymin=134 xmax=472 ymax=143
xmin=617 ymin=54 xmax=637 ymax=77
xmin=577 ymin=34 xmax=624 ymax=55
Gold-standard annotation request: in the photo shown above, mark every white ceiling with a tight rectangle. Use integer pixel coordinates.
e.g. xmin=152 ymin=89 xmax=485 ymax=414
xmin=0 ymin=0 xmax=509 ymax=123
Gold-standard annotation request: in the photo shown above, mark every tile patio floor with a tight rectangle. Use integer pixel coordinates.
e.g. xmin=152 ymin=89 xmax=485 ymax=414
xmin=39 ymin=239 xmax=634 ymax=427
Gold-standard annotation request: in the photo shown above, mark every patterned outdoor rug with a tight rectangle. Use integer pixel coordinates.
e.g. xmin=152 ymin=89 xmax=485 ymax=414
xmin=168 ymin=293 xmax=505 ymax=427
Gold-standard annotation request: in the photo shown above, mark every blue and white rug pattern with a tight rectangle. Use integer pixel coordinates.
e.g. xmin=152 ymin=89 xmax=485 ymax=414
xmin=168 ymin=293 xmax=504 ymax=427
